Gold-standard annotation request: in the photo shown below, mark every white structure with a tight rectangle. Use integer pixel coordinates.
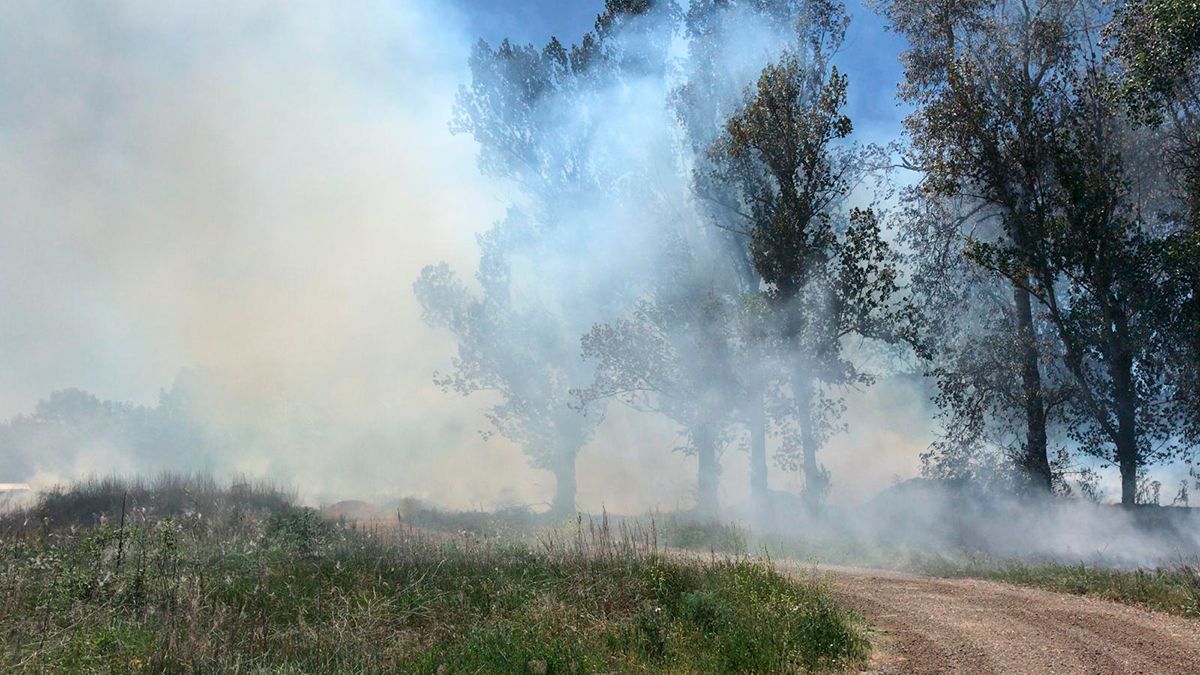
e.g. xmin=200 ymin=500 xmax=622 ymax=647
xmin=0 ymin=483 xmax=31 ymax=492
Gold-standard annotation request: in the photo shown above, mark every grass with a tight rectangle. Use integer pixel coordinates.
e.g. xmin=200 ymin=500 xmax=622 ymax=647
xmin=916 ymin=556 xmax=1200 ymax=619
xmin=618 ymin=511 xmax=1200 ymax=621
xmin=733 ymin=530 xmax=1200 ymax=620
xmin=4 ymin=473 xmax=295 ymax=531
xmin=0 ymin=475 xmax=869 ymax=672
xmin=395 ymin=497 xmax=555 ymax=540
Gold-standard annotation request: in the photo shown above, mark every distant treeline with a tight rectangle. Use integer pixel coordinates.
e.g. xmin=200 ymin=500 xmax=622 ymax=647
xmin=0 ymin=371 xmax=224 ymax=482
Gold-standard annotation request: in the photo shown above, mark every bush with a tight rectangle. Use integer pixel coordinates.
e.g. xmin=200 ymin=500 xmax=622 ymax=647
xmin=657 ymin=514 xmax=748 ymax=555
xmin=266 ymin=506 xmax=332 ymax=555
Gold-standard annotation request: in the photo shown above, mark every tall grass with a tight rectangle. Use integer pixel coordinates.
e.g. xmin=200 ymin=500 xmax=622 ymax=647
xmin=0 ymin=476 xmax=868 ymax=672
xmin=0 ymin=473 xmax=294 ymax=534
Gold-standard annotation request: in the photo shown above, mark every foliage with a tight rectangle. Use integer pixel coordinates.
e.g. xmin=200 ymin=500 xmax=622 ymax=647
xmin=880 ymin=0 xmax=1198 ymax=502
xmin=708 ymin=7 xmax=924 ymax=504
xmin=879 ymin=0 xmax=1083 ymax=495
xmin=1 ymin=473 xmax=294 ymax=532
xmin=1109 ymin=0 xmax=1200 ymax=443
xmin=577 ymin=291 xmax=745 ymax=518
xmin=0 ymin=373 xmax=225 ymax=484
xmin=1109 ymin=0 xmax=1200 ymax=118
xmin=416 ymin=1 xmax=683 ymax=515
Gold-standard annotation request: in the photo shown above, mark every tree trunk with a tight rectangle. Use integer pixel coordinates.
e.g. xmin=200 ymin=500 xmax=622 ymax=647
xmin=551 ymin=449 xmax=578 ymax=516
xmin=794 ymin=371 xmax=823 ymax=513
xmin=1013 ymin=284 xmax=1052 ymax=495
xmin=695 ymin=424 xmax=720 ymax=521
xmin=1110 ymin=341 xmax=1140 ymax=507
xmin=1119 ymin=444 xmax=1137 ymax=507
xmin=748 ymin=392 xmax=768 ymax=516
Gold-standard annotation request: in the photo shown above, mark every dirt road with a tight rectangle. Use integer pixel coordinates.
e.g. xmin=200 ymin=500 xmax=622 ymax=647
xmin=802 ymin=565 xmax=1200 ymax=674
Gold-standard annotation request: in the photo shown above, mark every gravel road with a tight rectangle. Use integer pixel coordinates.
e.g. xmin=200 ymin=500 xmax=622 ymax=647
xmin=802 ymin=565 xmax=1200 ymax=674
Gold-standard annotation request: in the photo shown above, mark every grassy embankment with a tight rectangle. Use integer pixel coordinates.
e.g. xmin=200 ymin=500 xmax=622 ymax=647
xmin=0 ymin=476 xmax=868 ymax=672
xmin=403 ymin=500 xmax=1200 ymax=619
xmin=921 ymin=557 xmax=1200 ymax=618
xmin=663 ymin=518 xmax=1200 ymax=620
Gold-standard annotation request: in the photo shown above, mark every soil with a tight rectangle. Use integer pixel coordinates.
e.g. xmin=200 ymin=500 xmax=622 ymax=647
xmin=801 ymin=564 xmax=1200 ymax=674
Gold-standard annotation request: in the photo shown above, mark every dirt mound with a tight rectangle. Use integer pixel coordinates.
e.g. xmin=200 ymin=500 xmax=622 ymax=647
xmin=321 ymin=499 xmax=388 ymax=521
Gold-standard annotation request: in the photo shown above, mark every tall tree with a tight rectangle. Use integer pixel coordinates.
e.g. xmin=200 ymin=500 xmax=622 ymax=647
xmin=576 ymin=286 xmax=743 ymax=520
xmin=882 ymin=0 xmax=1193 ymax=503
xmin=676 ymin=0 xmax=864 ymax=514
xmin=876 ymin=0 xmax=1090 ymax=495
xmin=1109 ymin=0 xmax=1200 ymax=441
xmin=898 ymin=192 xmax=1073 ymax=492
xmin=415 ymin=245 xmax=600 ymax=515
xmin=674 ymin=0 xmax=817 ymax=515
xmin=417 ymin=1 xmax=679 ymax=515
xmin=0 ymin=375 xmax=227 ymax=482
xmin=710 ymin=4 xmax=923 ymax=509
xmin=1021 ymin=60 xmax=1190 ymax=504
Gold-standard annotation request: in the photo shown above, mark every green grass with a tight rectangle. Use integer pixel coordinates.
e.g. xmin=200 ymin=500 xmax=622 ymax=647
xmin=633 ymin=512 xmax=1200 ymax=622
xmin=733 ymin=530 xmax=1200 ymax=620
xmin=0 ymin=476 xmax=868 ymax=673
xmin=918 ymin=557 xmax=1200 ymax=619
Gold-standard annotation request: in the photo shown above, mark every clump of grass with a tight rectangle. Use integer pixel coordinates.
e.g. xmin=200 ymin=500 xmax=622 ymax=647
xmin=653 ymin=513 xmax=750 ymax=555
xmin=0 ymin=479 xmax=868 ymax=672
xmin=395 ymin=497 xmax=550 ymax=539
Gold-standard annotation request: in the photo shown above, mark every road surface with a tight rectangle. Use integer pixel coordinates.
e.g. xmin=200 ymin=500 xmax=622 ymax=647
xmin=801 ymin=565 xmax=1200 ymax=674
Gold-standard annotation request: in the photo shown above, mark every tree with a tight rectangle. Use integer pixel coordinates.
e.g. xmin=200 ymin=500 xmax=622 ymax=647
xmin=415 ymin=247 xmax=600 ymax=515
xmin=675 ymin=0 xmax=834 ymax=516
xmin=1109 ymin=0 xmax=1200 ymax=442
xmin=0 ymin=376 xmax=225 ymax=482
xmin=874 ymin=0 xmax=1080 ymax=495
xmin=709 ymin=6 xmax=923 ymax=509
xmin=898 ymin=192 xmax=1074 ymax=492
xmin=1020 ymin=65 xmax=1190 ymax=504
xmin=881 ymin=0 xmax=1193 ymax=504
xmin=575 ymin=0 xmax=856 ymax=520
xmin=417 ymin=1 xmax=679 ymax=515
xmin=0 ymin=389 xmax=138 ymax=480
xmin=577 ymin=287 xmax=743 ymax=520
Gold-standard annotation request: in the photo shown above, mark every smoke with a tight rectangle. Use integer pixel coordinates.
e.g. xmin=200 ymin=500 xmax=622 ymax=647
xmin=0 ymin=0 xmax=527 ymax=502
xmin=0 ymin=0 xmax=1191 ymax=566
xmin=0 ymin=0 xmax=929 ymax=510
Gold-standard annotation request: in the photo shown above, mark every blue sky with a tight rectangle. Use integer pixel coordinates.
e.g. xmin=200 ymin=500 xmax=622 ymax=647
xmin=451 ymin=0 xmax=912 ymax=143
xmin=453 ymin=0 xmax=604 ymax=46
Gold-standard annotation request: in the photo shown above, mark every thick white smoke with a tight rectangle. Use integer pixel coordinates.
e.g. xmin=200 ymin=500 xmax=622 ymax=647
xmin=1 ymin=0 xmax=1187 ymax=531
